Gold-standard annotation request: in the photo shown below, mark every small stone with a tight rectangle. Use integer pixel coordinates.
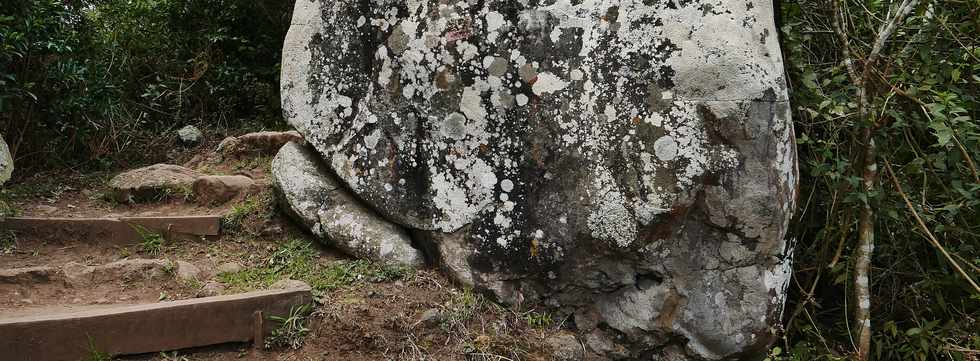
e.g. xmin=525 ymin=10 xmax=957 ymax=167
xmin=71 ymin=298 xmax=82 ymax=304
xmin=19 ymin=299 xmax=33 ymax=305
xmin=271 ymin=279 xmax=311 ymax=291
xmin=262 ymin=224 xmax=284 ymax=236
xmin=546 ymin=332 xmax=583 ymax=361
xmin=192 ymin=175 xmax=256 ymax=205
xmin=418 ymin=308 xmax=443 ymax=327
xmin=177 ymin=125 xmax=204 ymax=145
xmin=200 ymin=281 xmax=226 ymax=297
xmin=175 ymin=260 xmax=203 ymax=282
xmin=95 ymin=298 xmax=111 ymax=305
xmin=35 ymin=205 xmax=58 ymax=215
xmin=217 ymin=131 xmax=304 ymax=155
xmin=118 ymin=295 xmax=135 ymax=301
xmin=216 ymin=262 xmax=244 ymax=275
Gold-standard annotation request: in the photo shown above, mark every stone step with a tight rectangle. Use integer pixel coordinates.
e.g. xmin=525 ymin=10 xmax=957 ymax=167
xmin=0 ymin=215 xmax=222 ymax=244
xmin=0 ymin=285 xmax=312 ymax=361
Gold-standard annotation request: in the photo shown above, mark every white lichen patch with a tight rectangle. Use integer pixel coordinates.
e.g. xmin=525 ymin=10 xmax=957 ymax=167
xmin=587 ymin=166 xmax=637 ymax=248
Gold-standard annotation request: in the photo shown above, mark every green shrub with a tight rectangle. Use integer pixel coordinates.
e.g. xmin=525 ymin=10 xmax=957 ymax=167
xmin=781 ymin=0 xmax=979 ymax=359
xmin=0 ymin=0 xmax=294 ymax=173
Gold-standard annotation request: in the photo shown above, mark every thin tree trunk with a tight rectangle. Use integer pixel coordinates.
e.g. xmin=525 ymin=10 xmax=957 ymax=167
xmin=830 ymin=0 xmax=921 ymax=359
xmin=854 ymin=133 xmax=876 ymax=360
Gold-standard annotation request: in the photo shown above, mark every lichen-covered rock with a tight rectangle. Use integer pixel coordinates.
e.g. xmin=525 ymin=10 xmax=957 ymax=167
xmin=177 ymin=125 xmax=204 ymax=145
xmin=282 ymin=1 xmax=796 ymax=359
xmin=272 ymin=142 xmax=424 ymax=267
xmin=109 ymin=164 xmax=201 ymax=203
xmin=0 ymin=135 xmax=12 ymax=186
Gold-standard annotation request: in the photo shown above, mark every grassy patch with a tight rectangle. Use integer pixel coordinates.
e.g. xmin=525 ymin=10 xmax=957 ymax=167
xmin=132 ymin=224 xmax=166 ymax=255
xmin=219 ymin=239 xmax=411 ymax=294
xmin=0 ymin=230 xmax=17 ymax=255
xmin=265 ymin=304 xmax=312 ymax=350
xmin=222 ymin=192 xmax=275 ymax=234
xmin=0 ymin=191 xmax=18 ymax=218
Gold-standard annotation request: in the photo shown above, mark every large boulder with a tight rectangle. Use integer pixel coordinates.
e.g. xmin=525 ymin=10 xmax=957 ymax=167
xmin=272 ymin=142 xmax=424 ymax=267
xmin=281 ymin=1 xmax=797 ymax=359
xmin=0 ymin=135 xmax=12 ymax=185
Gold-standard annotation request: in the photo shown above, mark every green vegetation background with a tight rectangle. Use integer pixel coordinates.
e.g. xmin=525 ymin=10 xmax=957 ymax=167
xmin=1 ymin=1 xmax=977 ymax=360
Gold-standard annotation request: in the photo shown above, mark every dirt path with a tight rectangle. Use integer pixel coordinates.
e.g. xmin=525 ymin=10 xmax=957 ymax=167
xmin=0 ymin=144 xmax=568 ymax=361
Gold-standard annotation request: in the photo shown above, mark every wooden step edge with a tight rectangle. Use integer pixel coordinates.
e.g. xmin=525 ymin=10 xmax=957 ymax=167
xmin=0 ymin=216 xmax=222 ymax=244
xmin=0 ymin=286 xmax=312 ymax=361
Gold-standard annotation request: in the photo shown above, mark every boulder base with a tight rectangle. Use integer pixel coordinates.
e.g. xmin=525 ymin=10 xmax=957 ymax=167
xmin=272 ymin=142 xmax=424 ymax=267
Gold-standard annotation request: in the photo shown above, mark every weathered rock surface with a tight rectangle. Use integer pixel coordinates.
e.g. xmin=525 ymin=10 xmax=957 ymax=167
xmin=109 ymin=164 xmax=201 ymax=203
xmin=272 ymin=142 xmax=424 ymax=267
xmin=216 ymin=131 xmax=305 ymax=156
xmin=192 ymin=175 xmax=257 ymax=204
xmin=62 ymin=259 xmax=172 ymax=286
xmin=177 ymin=125 xmax=204 ymax=145
xmin=282 ymin=1 xmax=797 ymax=359
xmin=0 ymin=135 xmax=12 ymax=186
xmin=0 ymin=267 xmax=57 ymax=285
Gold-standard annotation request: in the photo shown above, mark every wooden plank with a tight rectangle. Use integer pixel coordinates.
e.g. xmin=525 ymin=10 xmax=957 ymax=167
xmin=0 ymin=287 xmax=312 ymax=361
xmin=0 ymin=216 xmax=221 ymax=244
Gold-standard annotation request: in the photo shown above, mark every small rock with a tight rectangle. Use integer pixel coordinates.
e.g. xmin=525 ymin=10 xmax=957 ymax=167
xmin=216 ymin=262 xmax=244 ymax=274
xmin=0 ymin=266 xmax=56 ymax=284
xmin=270 ymin=279 xmax=311 ymax=290
xmin=175 ymin=260 xmax=203 ymax=282
xmin=63 ymin=259 xmax=171 ymax=286
xmin=546 ymin=332 xmax=583 ymax=361
xmin=34 ymin=205 xmax=58 ymax=215
xmin=217 ymin=131 xmax=304 ymax=156
xmin=262 ymin=224 xmax=284 ymax=236
xmin=71 ymin=298 xmax=82 ymax=304
xmin=585 ymin=330 xmax=629 ymax=360
xmin=177 ymin=125 xmax=204 ymax=145
xmin=95 ymin=298 xmax=111 ymax=305
xmin=192 ymin=175 xmax=256 ymax=205
xmin=0 ymin=136 xmax=12 ymax=186
xmin=19 ymin=298 xmax=33 ymax=305
xmin=418 ymin=308 xmax=443 ymax=327
xmin=118 ymin=295 xmax=135 ymax=301
xmin=200 ymin=281 xmax=226 ymax=297
xmin=108 ymin=164 xmax=202 ymax=203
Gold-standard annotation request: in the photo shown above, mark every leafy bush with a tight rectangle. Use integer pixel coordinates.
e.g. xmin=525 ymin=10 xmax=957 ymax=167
xmin=0 ymin=0 xmax=294 ymax=172
xmin=781 ymin=0 xmax=979 ymax=360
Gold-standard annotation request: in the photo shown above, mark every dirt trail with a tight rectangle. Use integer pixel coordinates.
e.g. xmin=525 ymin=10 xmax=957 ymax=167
xmin=0 ymin=143 xmax=568 ymax=361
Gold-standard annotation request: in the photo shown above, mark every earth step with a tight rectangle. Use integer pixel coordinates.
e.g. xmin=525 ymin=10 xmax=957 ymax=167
xmin=0 ymin=285 xmax=313 ymax=361
xmin=1 ymin=259 xmax=204 ymax=287
xmin=0 ymin=266 xmax=58 ymax=285
xmin=0 ymin=215 xmax=221 ymax=244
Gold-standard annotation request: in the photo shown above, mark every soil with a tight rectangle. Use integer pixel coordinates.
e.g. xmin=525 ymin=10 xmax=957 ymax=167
xmin=0 ymin=140 xmax=570 ymax=361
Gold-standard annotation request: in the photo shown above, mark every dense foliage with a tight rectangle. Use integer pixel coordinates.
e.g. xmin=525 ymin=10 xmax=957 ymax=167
xmin=0 ymin=0 xmax=293 ymax=171
xmin=1 ymin=0 xmax=977 ymax=359
xmin=780 ymin=0 xmax=979 ymax=360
